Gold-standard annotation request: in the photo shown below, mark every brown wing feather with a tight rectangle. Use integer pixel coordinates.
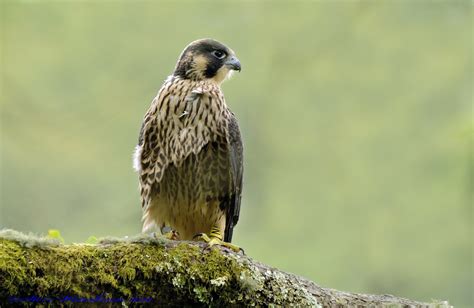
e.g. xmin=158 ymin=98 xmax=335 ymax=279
xmin=224 ymin=114 xmax=243 ymax=243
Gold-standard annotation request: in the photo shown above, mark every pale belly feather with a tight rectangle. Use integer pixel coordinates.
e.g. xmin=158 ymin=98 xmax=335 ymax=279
xmin=143 ymin=141 xmax=231 ymax=240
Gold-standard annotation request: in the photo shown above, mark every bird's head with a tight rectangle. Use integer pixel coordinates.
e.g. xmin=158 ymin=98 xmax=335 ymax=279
xmin=173 ymin=38 xmax=241 ymax=84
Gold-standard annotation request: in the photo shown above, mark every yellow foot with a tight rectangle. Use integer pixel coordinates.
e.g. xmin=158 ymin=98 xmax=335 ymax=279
xmin=158 ymin=226 xmax=180 ymax=240
xmin=193 ymin=233 xmax=243 ymax=253
xmin=163 ymin=230 xmax=180 ymax=240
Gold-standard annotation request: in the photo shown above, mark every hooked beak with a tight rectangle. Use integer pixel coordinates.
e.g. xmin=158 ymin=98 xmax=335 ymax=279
xmin=225 ymin=56 xmax=241 ymax=72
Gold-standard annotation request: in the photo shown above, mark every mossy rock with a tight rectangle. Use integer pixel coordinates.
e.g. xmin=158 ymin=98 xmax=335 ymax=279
xmin=0 ymin=229 xmax=450 ymax=307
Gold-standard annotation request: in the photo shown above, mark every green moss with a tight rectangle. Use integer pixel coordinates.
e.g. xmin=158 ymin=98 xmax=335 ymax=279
xmin=0 ymin=239 xmax=29 ymax=295
xmin=47 ymin=229 xmax=65 ymax=243
xmin=0 ymin=231 xmax=321 ymax=306
xmin=0 ymin=230 xmax=452 ymax=306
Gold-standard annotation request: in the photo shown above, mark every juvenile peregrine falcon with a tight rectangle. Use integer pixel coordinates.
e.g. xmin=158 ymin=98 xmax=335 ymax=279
xmin=133 ymin=39 xmax=243 ymax=250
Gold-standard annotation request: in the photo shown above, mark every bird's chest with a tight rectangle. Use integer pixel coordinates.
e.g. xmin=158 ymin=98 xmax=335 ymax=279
xmin=157 ymin=89 xmax=229 ymax=166
xmin=167 ymin=90 xmax=227 ymax=134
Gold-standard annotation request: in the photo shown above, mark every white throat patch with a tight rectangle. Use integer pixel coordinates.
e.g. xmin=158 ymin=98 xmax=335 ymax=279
xmin=212 ymin=66 xmax=234 ymax=84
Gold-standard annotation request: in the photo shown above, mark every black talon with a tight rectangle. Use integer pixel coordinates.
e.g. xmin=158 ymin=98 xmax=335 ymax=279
xmin=193 ymin=233 xmax=204 ymax=240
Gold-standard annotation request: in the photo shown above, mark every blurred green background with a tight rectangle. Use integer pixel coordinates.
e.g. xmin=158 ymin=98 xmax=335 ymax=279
xmin=1 ymin=1 xmax=472 ymax=307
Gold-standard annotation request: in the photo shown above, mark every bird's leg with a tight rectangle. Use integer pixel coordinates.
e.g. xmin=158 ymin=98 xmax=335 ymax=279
xmin=194 ymin=225 xmax=242 ymax=253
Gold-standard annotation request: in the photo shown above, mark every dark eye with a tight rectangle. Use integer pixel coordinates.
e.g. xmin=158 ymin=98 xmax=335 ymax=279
xmin=212 ymin=50 xmax=226 ymax=59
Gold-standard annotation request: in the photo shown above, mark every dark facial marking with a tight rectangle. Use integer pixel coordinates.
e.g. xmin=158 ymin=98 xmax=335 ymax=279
xmin=173 ymin=39 xmax=232 ymax=80
xmin=203 ymin=51 xmax=226 ymax=78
